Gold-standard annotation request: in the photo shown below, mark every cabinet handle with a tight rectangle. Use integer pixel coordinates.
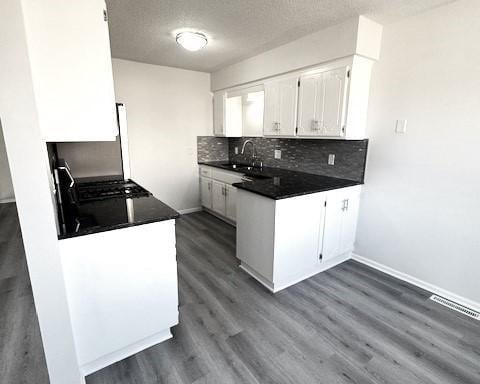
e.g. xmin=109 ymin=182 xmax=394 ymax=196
xmin=342 ymin=199 xmax=349 ymax=211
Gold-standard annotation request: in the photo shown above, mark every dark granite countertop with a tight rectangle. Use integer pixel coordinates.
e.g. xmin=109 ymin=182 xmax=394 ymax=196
xmin=199 ymin=161 xmax=361 ymax=199
xmin=58 ymin=194 xmax=179 ymax=240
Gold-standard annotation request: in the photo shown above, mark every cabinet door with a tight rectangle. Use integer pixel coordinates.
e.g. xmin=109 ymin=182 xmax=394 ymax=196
xmin=211 ymin=181 xmax=226 ymax=215
xmin=277 ymin=77 xmax=299 ymax=136
xmin=263 ymin=76 xmax=298 ymax=136
xmin=297 ymin=75 xmax=324 ymax=137
xmin=321 ymin=187 xmax=360 ymax=261
xmin=274 ymin=192 xmax=326 ymax=286
xmin=200 ymin=177 xmax=212 ymax=209
xmin=322 ymin=67 xmax=348 ymax=137
xmin=23 ymin=0 xmax=118 ymax=141
xmin=321 ymin=194 xmax=344 ymax=262
xmin=242 ymin=89 xmax=264 ymax=137
xmin=225 ymin=96 xmax=243 ymax=137
xmin=225 ymin=185 xmax=237 ymax=222
xmin=263 ymin=81 xmax=280 ymax=135
xmin=213 ymin=91 xmax=226 ymax=136
xmin=338 ymin=191 xmax=360 ymax=255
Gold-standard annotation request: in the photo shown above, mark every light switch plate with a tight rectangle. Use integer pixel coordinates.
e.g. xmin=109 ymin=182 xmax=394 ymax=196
xmin=234 ymin=147 xmax=238 ymax=154
xmin=395 ymin=119 xmax=408 ymax=133
xmin=328 ymin=154 xmax=335 ymax=165
xmin=274 ymin=149 xmax=281 ymax=159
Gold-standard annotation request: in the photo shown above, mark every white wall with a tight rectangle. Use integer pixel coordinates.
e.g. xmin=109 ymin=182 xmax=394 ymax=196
xmin=0 ymin=0 xmax=82 ymax=382
xmin=0 ymin=122 xmax=14 ymax=202
xmin=211 ymin=16 xmax=382 ymax=91
xmin=356 ymin=0 xmax=480 ymax=307
xmin=112 ymin=59 xmax=212 ymax=211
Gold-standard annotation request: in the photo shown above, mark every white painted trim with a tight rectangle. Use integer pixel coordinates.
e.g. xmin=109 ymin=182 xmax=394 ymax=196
xmin=178 ymin=207 xmax=202 ymax=215
xmin=0 ymin=198 xmax=15 ymax=204
xmin=352 ymin=253 xmax=480 ymax=314
xmin=80 ymin=329 xmax=173 ymax=376
xmin=239 ymin=263 xmax=275 ymax=292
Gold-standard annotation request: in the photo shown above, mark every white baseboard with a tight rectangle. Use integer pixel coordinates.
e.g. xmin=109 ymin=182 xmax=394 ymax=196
xmin=80 ymin=328 xmax=173 ymax=377
xmin=240 ymin=253 xmax=351 ymax=293
xmin=0 ymin=198 xmax=15 ymax=204
xmin=352 ymin=253 xmax=480 ymax=313
xmin=178 ymin=207 xmax=202 ymax=214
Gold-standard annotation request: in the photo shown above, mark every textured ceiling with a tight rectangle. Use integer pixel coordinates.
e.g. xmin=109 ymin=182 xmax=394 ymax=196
xmin=106 ymin=0 xmax=454 ymax=73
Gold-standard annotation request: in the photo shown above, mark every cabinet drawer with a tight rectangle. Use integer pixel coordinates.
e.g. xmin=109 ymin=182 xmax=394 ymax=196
xmin=199 ymin=166 xmax=213 ymax=178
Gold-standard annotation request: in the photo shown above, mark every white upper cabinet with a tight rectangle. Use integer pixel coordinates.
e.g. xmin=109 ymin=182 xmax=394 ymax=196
xmin=212 ymin=55 xmax=373 ymax=139
xmin=297 ymin=74 xmax=324 ymax=137
xmin=298 ymin=56 xmax=374 ymax=139
xmin=22 ymin=0 xmax=118 ymax=142
xmin=322 ymin=67 xmax=348 ymax=137
xmin=213 ymin=91 xmax=242 ymax=137
xmin=213 ymin=91 xmax=226 ymax=136
xmin=297 ymin=67 xmax=348 ymax=138
xmin=241 ymin=87 xmax=264 ymax=137
xmin=263 ymin=76 xmax=298 ymax=136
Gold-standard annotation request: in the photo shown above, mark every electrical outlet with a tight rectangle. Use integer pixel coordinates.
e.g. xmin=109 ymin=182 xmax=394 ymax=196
xmin=274 ymin=149 xmax=281 ymax=159
xmin=328 ymin=154 xmax=335 ymax=165
xmin=395 ymin=119 xmax=407 ymax=133
xmin=234 ymin=147 xmax=239 ymax=154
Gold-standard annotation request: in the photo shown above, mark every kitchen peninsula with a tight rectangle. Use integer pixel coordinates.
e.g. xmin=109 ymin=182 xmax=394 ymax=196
xmin=198 ymin=160 xmax=363 ymax=292
xmin=55 ymin=175 xmax=180 ymax=376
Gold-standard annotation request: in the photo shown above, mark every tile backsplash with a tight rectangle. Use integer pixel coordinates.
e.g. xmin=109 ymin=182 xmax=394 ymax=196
xmin=197 ymin=136 xmax=229 ymax=162
xmin=198 ymin=136 xmax=368 ymax=182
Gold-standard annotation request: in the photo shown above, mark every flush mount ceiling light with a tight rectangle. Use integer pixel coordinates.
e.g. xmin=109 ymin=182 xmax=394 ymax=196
xmin=176 ymin=31 xmax=208 ymax=52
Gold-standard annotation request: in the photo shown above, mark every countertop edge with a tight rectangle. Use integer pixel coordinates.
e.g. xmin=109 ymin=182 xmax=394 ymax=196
xmin=232 ymin=181 xmax=362 ymax=200
xmin=58 ymin=213 xmax=180 ymax=240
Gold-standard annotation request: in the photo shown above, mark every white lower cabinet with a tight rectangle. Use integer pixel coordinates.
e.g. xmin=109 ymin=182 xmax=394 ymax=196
xmin=212 ymin=180 xmax=227 ymax=216
xmin=199 ymin=166 xmax=244 ymax=223
xmin=321 ymin=186 xmax=360 ymax=261
xmin=237 ymin=185 xmax=361 ymax=292
xmin=200 ymin=177 xmax=213 ymax=209
xmin=59 ymin=221 xmax=178 ymax=375
xmin=225 ymin=185 xmax=237 ymax=221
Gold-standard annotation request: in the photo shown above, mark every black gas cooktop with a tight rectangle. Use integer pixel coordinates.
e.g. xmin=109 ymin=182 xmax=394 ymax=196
xmin=76 ymin=179 xmax=151 ymax=203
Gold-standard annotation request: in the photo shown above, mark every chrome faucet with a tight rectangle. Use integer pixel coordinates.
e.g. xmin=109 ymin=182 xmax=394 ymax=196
xmin=241 ymin=139 xmax=262 ymax=168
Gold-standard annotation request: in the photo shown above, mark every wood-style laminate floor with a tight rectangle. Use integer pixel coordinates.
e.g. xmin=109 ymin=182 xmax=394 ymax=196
xmin=1 ymin=205 xmax=479 ymax=383
xmin=0 ymin=203 xmax=49 ymax=384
